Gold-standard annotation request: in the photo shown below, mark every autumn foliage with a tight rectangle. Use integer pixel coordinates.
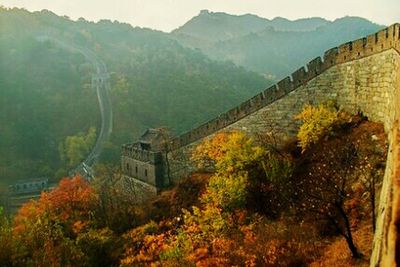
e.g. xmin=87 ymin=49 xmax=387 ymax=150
xmin=120 ymin=131 xmax=319 ymax=266
xmin=0 ymin=111 xmax=387 ymax=266
xmin=294 ymin=103 xmax=346 ymax=152
xmin=15 ymin=176 xmax=96 ymax=234
xmin=10 ymin=175 xmax=119 ymax=267
xmin=192 ymin=131 xmax=265 ymax=173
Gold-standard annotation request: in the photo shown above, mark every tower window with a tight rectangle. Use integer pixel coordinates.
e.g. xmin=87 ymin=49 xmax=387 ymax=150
xmin=145 ymin=169 xmax=148 ymax=177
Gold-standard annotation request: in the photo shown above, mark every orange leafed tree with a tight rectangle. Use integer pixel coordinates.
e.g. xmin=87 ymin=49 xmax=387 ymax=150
xmin=12 ymin=175 xmax=98 ymax=266
xmin=192 ymin=132 xmax=230 ymax=170
xmin=14 ymin=175 xmax=97 ymax=235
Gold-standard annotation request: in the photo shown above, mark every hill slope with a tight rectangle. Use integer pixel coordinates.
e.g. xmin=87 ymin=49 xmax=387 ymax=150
xmin=0 ymin=7 xmax=271 ymax=183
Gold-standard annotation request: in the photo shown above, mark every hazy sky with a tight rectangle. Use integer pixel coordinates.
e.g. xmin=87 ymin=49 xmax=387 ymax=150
xmin=0 ymin=0 xmax=398 ymax=32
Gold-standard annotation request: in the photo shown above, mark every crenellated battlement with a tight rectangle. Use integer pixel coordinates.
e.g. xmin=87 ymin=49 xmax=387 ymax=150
xmin=169 ymin=23 xmax=400 ymax=150
xmin=121 ymin=144 xmax=163 ymax=164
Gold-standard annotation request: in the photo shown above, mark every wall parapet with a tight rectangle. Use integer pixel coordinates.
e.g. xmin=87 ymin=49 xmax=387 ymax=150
xmin=121 ymin=144 xmax=163 ymax=163
xmin=169 ymin=23 xmax=400 ymax=150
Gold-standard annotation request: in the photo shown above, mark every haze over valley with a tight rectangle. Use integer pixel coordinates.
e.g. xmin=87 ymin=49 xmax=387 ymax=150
xmin=0 ymin=7 xmax=384 ymax=186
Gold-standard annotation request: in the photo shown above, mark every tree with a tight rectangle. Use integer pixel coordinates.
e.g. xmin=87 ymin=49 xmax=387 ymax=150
xmin=0 ymin=207 xmax=13 ymax=266
xmin=59 ymin=127 xmax=97 ymax=168
xmin=293 ymin=104 xmax=363 ymax=258
xmin=12 ymin=175 xmax=98 ymax=266
xmin=143 ymin=132 xmax=266 ymax=265
xmin=14 ymin=175 xmax=96 ymax=234
xmin=294 ymin=103 xmax=343 ymax=152
xmin=192 ymin=131 xmax=265 ymax=175
xmin=91 ymin=166 xmax=142 ymax=233
xmin=294 ymin=139 xmax=362 ymax=258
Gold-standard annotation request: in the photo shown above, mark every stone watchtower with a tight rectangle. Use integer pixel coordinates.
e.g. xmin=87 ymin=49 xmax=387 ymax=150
xmin=121 ymin=128 xmax=169 ymax=198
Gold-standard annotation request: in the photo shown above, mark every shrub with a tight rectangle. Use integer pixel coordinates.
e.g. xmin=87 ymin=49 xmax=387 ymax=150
xmin=192 ymin=131 xmax=265 ymax=174
xmin=295 ymin=103 xmax=343 ymax=152
xmin=201 ymin=173 xmax=248 ymax=212
xmin=76 ymin=228 xmax=119 ymax=267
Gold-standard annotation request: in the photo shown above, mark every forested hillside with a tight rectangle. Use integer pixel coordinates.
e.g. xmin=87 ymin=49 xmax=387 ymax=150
xmin=172 ymin=10 xmax=383 ymax=79
xmin=0 ymin=7 xmax=270 ymax=184
xmin=0 ymin=9 xmax=99 ymax=184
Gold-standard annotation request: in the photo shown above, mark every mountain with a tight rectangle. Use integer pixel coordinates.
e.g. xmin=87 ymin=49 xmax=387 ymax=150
xmin=172 ymin=11 xmax=384 ymax=79
xmin=0 ymin=7 xmax=271 ymax=184
xmin=172 ymin=10 xmax=329 ymax=43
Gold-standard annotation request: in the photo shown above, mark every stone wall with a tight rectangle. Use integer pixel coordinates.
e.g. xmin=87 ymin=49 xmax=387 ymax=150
xmin=370 ymin=45 xmax=400 ymax=266
xmin=168 ymin=24 xmax=400 ymax=150
xmin=119 ymin=175 xmax=158 ymax=202
xmin=166 ymin=24 xmax=400 ymax=266
xmin=169 ymin=47 xmax=400 ymax=183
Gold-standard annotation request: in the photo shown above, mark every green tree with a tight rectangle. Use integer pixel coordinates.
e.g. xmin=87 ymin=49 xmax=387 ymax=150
xmin=59 ymin=127 xmax=97 ymax=167
xmin=0 ymin=207 xmax=13 ymax=266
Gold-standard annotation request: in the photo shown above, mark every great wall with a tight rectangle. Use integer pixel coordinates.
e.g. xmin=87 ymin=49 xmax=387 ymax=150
xmin=121 ymin=24 xmax=400 ymax=266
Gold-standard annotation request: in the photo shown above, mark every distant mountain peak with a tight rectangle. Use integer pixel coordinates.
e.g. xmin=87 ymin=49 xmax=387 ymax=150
xmin=199 ymin=9 xmax=210 ymax=15
xmin=271 ymin=16 xmax=289 ymax=22
xmin=332 ymin=16 xmax=376 ymax=24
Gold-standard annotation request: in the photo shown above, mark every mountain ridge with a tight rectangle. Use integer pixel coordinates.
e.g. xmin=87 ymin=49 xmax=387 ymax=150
xmin=171 ymin=10 xmax=384 ymax=79
xmin=171 ymin=10 xmax=331 ymax=42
